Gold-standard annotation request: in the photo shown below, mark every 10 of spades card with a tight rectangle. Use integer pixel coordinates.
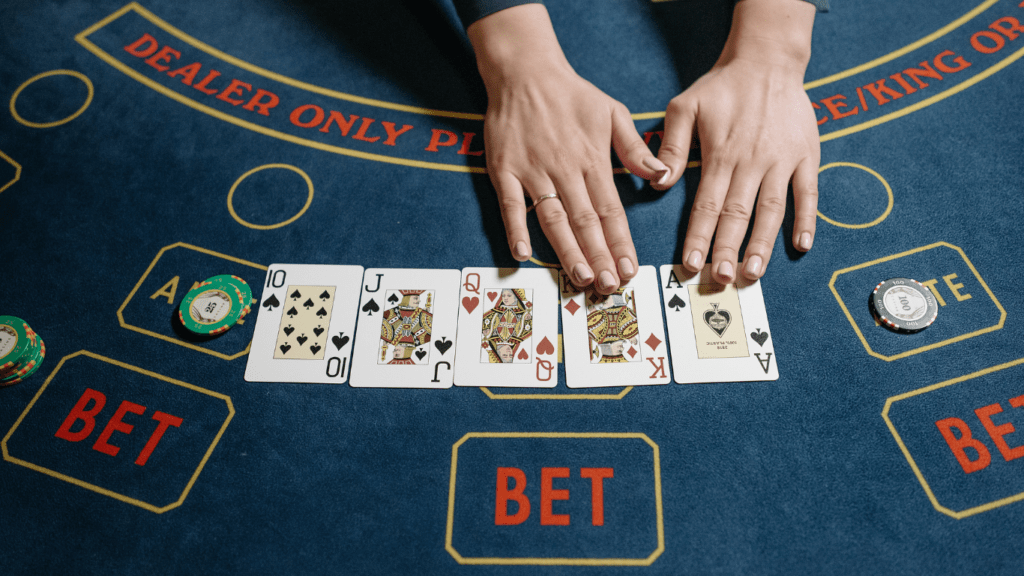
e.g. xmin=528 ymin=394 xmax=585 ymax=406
xmin=350 ymin=268 xmax=461 ymax=388
xmin=245 ymin=264 xmax=363 ymax=384
xmin=454 ymin=267 xmax=559 ymax=387
xmin=659 ymin=264 xmax=778 ymax=383
xmin=560 ymin=265 xmax=670 ymax=387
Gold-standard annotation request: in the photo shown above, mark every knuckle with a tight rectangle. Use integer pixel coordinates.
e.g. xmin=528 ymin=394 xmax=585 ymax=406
xmin=758 ymin=193 xmax=787 ymax=214
xmin=720 ymin=201 xmax=752 ymax=221
xmin=498 ymin=194 xmax=524 ymax=216
xmin=592 ymin=198 xmax=626 ymax=222
xmin=538 ymin=205 xmax=570 ymax=229
xmin=691 ymin=198 xmax=723 ymax=219
xmin=569 ymin=208 xmax=603 ymax=231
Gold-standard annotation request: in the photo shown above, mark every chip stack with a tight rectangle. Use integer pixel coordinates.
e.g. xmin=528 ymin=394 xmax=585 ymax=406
xmin=0 ymin=316 xmax=46 ymax=387
xmin=178 ymin=275 xmax=256 ymax=337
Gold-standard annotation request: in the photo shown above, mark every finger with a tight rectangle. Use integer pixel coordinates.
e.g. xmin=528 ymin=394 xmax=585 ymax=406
xmin=492 ymin=171 xmax=532 ymax=261
xmin=709 ymin=169 xmax=761 ymax=284
xmin=741 ymin=166 xmax=790 ymax=280
xmin=653 ymin=96 xmax=696 ymax=190
xmin=552 ymin=173 xmax=620 ymax=294
xmin=610 ymin=103 xmax=668 ymax=182
xmin=583 ymin=166 xmax=638 ymax=283
xmin=791 ymin=157 xmax=819 ymax=252
xmin=680 ymin=161 xmax=732 ymax=275
xmin=528 ymin=178 xmax=595 ymax=288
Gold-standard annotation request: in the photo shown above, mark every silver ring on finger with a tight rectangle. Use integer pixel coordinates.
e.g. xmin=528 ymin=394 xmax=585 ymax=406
xmin=527 ymin=193 xmax=560 ymax=213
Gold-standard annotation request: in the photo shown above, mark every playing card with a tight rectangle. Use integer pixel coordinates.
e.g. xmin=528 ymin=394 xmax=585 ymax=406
xmin=560 ymin=265 xmax=670 ymax=387
xmin=660 ymin=264 xmax=778 ymax=383
xmin=350 ymin=268 xmax=461 ymax=388
xmin=454 ymin=267 xmax=559 ymax=387
xmin=244 ymin=264 xmax=363 ymax=384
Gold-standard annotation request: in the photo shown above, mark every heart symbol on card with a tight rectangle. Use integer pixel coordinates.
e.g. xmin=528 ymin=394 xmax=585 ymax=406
xmin=310 ymin=344 xmax=322 ymax=355
xmin=279 ymin=343 xmax=291 ymax=355
xmin=518 ymin=348 xmax=529 ymax=360
xmin=332 ymin=333 xmax=350 ymax=350
xmin=313 ymin=326 xmax=325 ymax=337
xmin=435 ymin=337 xmax=452 ymax=355
xmin=262 ymin=294 xmax=280 ymax=310
xmin=297 ymin=335 xmax=308 ymax=345
xmin=283 ymin=325 xmax=295 ymax=336
xmin=487 ymin=291 xmax=498 ymax=302
xmin=536 ymin=336 xmax=555 ymax=356
xmin=415 ymin=349 xmax=427 ymax=360
xmin=462 ymin=296 xmax=479 ymax=314
xmin=751 ymin=328 xmax=769 ymax=347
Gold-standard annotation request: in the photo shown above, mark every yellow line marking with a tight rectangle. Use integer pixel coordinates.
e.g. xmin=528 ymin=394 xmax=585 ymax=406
xmin=0 ymin=149 xmax=21 ymax=194
xmin=816 ymin=162 xmax=893 ymax=229
xmin=9 ymin=69 xmax=94 ymax=129
xmin=226 ymin=164 xmax=314 ymax=230
xmin=882 ymin=356 xmax=1024 ymax=519
xmin=1 ymin=350 xmax=234 ymax=514
xmin=480 ymin=386 xmax=634 ymax=400
xmin=829 ymin=241 xmax=1005 ymax=362
xmin=445 ymin=432 xmax=664 ymax=565
xmin=805 ymin=0 xmax=1000 ymax=89
xmin=116 ymin=242 xmax=266 ymax=360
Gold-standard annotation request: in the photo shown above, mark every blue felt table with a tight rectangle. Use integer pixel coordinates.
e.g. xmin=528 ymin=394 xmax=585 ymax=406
xmin=3 ymin=0 xmax=1024 ymax=574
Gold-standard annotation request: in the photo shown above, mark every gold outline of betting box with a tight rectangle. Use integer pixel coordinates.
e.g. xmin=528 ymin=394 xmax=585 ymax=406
xmin=445 ymin=432 xmax=665 ymax=566
xmin=0 ymin=149 xmax=21 ymax=194
xmin=829 ymin=241 xmax=1005 ymax=362
xmin=117 ymin=242 xmax=267 ymax=361
xmin=1 ymin=350 xmax=235 ymax=514
xmin=882 ymin=356 xmax=1024 ymax=519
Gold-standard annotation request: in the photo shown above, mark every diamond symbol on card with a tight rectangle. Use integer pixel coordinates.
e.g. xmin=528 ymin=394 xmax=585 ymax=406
xmin=588 ymin=292 xmax=603 ymax=305
xmin=628 ymin=346 xmax=637 ymax=358
xmin=564 ymin=299 xmax=580 ymax=316
xmin=645 ymin=333 xmax=662 ymax=351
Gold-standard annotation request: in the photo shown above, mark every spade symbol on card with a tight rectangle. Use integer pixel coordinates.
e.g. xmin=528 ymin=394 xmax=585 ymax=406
xmin=751 ymin=328 xmax=769 ymax=347
xmin=319 ymin=290 xmax=331 ymax=301
xmin=388 ymin=293 xmax=399 ymax=304
xmin=310 ymin=344 xmax=322 ymax=355
xmin=290 ymin=289 xmax=302 ymax=300
xmin=303 ymin=298 xmax=315 ymax=310
xmin=668 ymin=294 xmax=686 ymax=311
xmin=283 ymin=325 xmax=295 ymax=336
xmin=262 ymin=294 xmax=281 ymax=311
xmin=332 ymin=333 xmax=350 ymax=350
xmin=316 ymin=307 xmax=328 ymax=318
xmin=313 ymin=326 xmax=325 ymax=337
xmin=279 ymin=343 xmax=291 ymax=355
xmin=435 ymin=337 xmax=452 ymax=355
xmin=362 ymin=299 xmax=380 ymax=315
xmin=415 ymin=349 xmax=427 ymax=361
xmin=703 ymin=304 xmax=731 ymax=337
xmin=297 ymin=334 xmax=308 ymax=345
xmin=286 ymin=306 xmax=299 ymax=318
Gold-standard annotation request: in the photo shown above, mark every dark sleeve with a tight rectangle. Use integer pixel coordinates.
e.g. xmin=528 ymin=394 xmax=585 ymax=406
xmin=802 ymin=0 xmax=829 ymax=11
xmin=451 ymin=0 xmax=544 ymax=29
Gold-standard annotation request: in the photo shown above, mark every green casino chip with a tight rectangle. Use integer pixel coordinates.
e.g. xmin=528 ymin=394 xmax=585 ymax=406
xmin=0 ymin=316 xmax=33 ymax=374
xmin=2 ymin=336 xmax=44 ymax=386
xmin=178 ymin=282 xmax=245 ymax=336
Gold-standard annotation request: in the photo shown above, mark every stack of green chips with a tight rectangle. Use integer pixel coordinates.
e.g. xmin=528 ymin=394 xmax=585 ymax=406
xmin=178 ymin=275 xmax=256 ymax=337
xmin=0 ymin=316 xmax=46 ymax=387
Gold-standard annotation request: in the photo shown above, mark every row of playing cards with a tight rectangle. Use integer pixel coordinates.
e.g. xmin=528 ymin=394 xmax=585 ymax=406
xmin=243 ymin=264 xmax=778 ymax=388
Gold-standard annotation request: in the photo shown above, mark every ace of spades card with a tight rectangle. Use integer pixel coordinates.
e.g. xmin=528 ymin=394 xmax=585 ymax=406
xmin=350 ymin=268 xmax=460 ymax=388
xmin=455 ymin=267 xmax=559 ymax=387
xmin=244 ymin=264 xmax=363 ymax=384
xmin=660 ymin=264 xmax=778 ymax=383
xmin=560 ymin=265 xmax=671 ymax=387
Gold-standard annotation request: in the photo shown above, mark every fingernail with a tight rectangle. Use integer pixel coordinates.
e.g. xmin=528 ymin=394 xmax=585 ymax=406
xmin=642 ymin=156 xmax=669 ymax=175
xmin=618 ymin=258 xmax=635 ymax=278
xmin=597 ymin=271 xmax=616 ymax=291
xmin=655 ymin=170 xmax=671 ymax=187
xmin=573 ymin=263 xmax=594 ymax=285
xmin=717 ymin=261 xmax=734 ymax=282
xmin=798 ymin=232 xmax=813 ymax=251
xmin=513 ymin=241 xmax=530 ymax=260
xmin=745 ymin=255 xmax=762 ymax=277
xmin=686 ymin=250 xmax=703 ymax=270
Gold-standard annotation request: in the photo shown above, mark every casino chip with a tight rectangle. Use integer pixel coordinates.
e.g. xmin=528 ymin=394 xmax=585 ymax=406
xmin=177 ymin=275 xmax=255 ymax=336
xmin=0 ymin=316 xmax=45 ymax=387
xmin=870 ymin=278 xmax=938 ymax=333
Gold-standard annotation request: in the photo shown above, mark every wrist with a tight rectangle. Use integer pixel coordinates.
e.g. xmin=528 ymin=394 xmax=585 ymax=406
xmin=467 ymin=4 xmax=573 ymax=93
xmin=718 ymin=0 xmax=816 ymax=74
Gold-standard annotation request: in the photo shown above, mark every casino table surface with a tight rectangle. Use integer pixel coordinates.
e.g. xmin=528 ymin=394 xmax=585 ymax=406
xmin=3 ymin=0 xmax=1024 ymax=574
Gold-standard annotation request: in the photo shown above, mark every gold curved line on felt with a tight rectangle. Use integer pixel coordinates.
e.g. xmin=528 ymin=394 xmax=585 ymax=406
xmin=445 ymin=432 xmax=663 ymax=565
xmin=227 ymin=164 xmax=314 ymax=230
xmin=816 ymin=162 xmax=893 ymax=229
xmin=0 ymin=149 xmax=21 ymax=194
xmin=882 ymin=357 xmax=1024 ymax=519
xmin=1 ymin=350 xmax=234 ymax=513
xmin=828 ymin=241 xmax=1005 ymax=362
xmin=804 ymin=0 xmax=1000 ymax=89
xmin=116 ymin=242 xmax=266 ymax=360
xmin=10 ymin=69 xmax=95 ymax=129
xmin=480 ymin=386 xmax=634 ymax=400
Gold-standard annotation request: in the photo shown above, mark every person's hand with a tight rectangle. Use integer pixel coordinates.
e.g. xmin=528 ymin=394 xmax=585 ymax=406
xmin=653 ymin=0 xmax=820 ymax=284
xmin=468 ymin=4 xmax=669 ymax=294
